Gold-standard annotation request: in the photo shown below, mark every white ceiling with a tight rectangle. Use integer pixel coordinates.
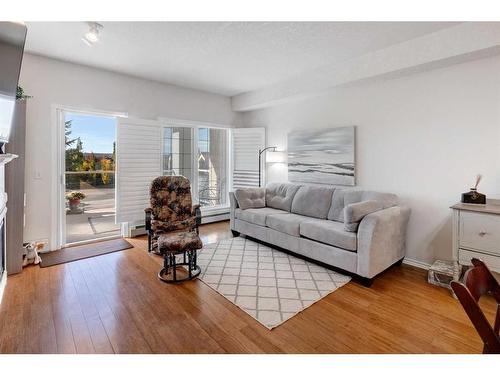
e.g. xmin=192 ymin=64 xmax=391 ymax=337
xmin=25 ymin=22 xmax=459 ymax=96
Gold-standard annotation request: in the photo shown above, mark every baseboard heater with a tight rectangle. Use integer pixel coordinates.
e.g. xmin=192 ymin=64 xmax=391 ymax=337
xmin=129 ymin=212 xmax=229 ymax=238
xmin=201 ymin=212 xmax=229 ymax=224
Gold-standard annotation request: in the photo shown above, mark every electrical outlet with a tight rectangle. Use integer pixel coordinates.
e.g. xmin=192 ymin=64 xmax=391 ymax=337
xmin=34 ymin=170 xmax=42 ymax=180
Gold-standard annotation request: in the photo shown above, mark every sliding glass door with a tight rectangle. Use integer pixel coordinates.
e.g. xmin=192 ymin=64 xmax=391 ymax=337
xmin=63 ymin=111 xmax=120 ymax=245
xmin=162 ymin=125 xmax=229 ymax=211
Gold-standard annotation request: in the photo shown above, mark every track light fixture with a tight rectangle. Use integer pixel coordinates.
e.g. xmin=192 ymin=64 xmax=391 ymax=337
xmin=82 ymin=22 xmax=103 ymax=46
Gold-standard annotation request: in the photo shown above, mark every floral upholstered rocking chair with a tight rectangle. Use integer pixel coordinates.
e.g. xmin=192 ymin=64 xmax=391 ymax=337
xmin=145 ymin=176 xmax=203 ymax=283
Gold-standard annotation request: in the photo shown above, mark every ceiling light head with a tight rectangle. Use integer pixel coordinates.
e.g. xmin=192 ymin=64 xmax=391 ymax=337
xmin=82 ymin=22 xmax=103 ymax=46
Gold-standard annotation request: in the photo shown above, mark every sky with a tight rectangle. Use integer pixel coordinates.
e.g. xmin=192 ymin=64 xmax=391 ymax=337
xmin=65 ymin=112 xmax=116 ymax=154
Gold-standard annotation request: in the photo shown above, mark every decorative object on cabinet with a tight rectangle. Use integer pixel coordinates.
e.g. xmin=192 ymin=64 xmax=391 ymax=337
xmin=461 ymin=174 xmax=486 ymax=204
xmin=451 ymin=201 xmax=500 ymax=273
xmin=287 ymin=126 xmax=355 ymax=186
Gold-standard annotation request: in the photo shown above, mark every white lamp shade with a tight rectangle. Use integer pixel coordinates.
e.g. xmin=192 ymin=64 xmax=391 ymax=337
xmin=266 ymin=150 xmax=287 ymax=163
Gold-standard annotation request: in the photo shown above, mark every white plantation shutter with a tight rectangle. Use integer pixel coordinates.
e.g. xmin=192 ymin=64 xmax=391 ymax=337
xmin=231 ymin=128 xmax=265 ymax=189
xmin=116 ymin=118 xmax=162 ymax=225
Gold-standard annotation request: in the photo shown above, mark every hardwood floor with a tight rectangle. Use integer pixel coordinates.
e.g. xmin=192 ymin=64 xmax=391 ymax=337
xmin=0 ymin=221 xmax=495 ymax=353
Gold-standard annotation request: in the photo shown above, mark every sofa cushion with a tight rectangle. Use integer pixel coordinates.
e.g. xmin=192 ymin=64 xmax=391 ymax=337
xmin=265 ymin=183 xmax=301 ymax=211
xmin=328 ymin=189 xmax=398 ymax=222
xmin=345 ymin=190 xmax=398 ymax=208
xmin=234 ymin=187 xmax=266 ymax=210
xmin=235 ymin=207 xmax=288 ymax=226
xmin=344 ymin=200 xmax=384 ymax=232
xmin=328 ymin=189 xmax=348 ymax=222
xmin=266 ymin=213 xmax=312 ymax=237
xmin=291 ymin=185 xmax=335 ymax=219
xmin=300 ymin=219 xmax=357 ymax=252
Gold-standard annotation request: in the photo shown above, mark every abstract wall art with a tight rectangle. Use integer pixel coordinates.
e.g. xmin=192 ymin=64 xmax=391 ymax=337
xmin=287 ymin=126 xmax=355 ymax=185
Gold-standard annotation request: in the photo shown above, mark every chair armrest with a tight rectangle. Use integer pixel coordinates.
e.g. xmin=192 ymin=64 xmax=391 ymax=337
xmin=192 ymin=204 xmax=202 ymax=227
xmin=356 ymin=206 xmax=411 ymax=278
xmin=145 ymin=208 xmax=153 ymax=231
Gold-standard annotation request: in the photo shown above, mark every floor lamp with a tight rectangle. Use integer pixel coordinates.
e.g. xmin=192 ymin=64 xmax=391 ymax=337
xmin=258 ymin=147 xmax=286 ymax=187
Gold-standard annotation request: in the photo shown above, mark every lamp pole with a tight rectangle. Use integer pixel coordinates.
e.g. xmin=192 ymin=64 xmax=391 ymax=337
xmin=258 ymin=146 xmax=277 ymax=187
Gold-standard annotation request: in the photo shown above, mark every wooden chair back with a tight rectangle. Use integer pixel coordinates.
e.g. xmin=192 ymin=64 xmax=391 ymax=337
xmin=451 ymin=258 xmax=500 ymax=354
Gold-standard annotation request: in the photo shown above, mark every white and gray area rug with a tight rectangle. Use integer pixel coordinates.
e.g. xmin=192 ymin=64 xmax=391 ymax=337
xmin=197 ymin=237 xmax=351 ymax=329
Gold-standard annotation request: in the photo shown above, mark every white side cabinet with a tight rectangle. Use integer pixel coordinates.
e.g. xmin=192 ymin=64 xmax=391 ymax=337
xmin=451 ymin=202 xmax=500 ymax=273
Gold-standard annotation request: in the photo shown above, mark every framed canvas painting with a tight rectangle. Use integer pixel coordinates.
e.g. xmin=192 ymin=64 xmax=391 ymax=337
xmin=287 ymin=126 xmax=355 ymax=185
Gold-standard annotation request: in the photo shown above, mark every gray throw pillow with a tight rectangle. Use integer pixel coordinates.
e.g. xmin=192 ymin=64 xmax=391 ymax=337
xmin=234 ymin=188 xmax=266 ymax=210
xmin=344 ymin=200 xmax=384 ymax=232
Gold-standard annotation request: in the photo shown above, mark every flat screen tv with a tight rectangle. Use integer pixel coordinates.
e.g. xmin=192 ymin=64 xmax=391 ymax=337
xmin=0 ymin=22 xmax=27 ymax=149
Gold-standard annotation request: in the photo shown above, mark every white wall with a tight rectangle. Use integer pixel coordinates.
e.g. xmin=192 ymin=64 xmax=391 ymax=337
xmin=241 ymin=55 xmax=500 ymax=265
xmin=19 ymin=53 xmax=240 ymax=250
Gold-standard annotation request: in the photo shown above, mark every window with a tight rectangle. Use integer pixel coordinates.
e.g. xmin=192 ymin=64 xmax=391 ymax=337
xmin=163 ymin=127 xmax=193 ymax=181
xmin=198 ymin=128 xmax=228 ymax=208
xmin=116 ymin=119 xmax=231 ymax=227
xmin=161 ymin=125 xmax=229 ymax=211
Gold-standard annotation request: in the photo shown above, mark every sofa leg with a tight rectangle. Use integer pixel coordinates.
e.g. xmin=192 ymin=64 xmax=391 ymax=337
xmin=395 ymin=258 xmax=404 ymax=266
xmin=359 ymin=277 xmax=374 ymax=287
xmin=231 ymin=230 xmax=240 ymax=237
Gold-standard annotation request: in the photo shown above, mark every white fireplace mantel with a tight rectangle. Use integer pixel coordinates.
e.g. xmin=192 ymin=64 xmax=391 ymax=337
xmin=0 ymin=270 xmax=5 ymax=305
xmin=0 ymin=201 xmax=7 ymax=305
xmin=0 ymin=153 xmax=15 ymax=305
xmin=0 ymin=153 xmax=18 ymax=166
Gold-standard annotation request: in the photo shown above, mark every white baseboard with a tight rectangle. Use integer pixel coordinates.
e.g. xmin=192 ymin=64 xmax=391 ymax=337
xmin=403 ymin=257 xmax=432 ymax=270
xmin=0 ymin=271 xmax=7 ymax=305
xmin=130 ymin=226 xmax=147 ymax=237
xmin=201 ymin=213 xmax=229 ymax=224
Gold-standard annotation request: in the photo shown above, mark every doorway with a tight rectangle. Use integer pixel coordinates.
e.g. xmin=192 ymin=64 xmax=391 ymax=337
xmin=62 ymin=110 xmax=120 ymax=246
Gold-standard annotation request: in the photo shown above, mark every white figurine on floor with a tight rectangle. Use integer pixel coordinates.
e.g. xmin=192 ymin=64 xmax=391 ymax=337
xmin=23 ymin=242 xmax=41 ymax=266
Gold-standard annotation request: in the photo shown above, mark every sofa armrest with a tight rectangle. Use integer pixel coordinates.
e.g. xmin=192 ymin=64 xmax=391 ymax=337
xmin=356 ymin=206 xmax=411 ymax=278
xmin=229 ymin=191 xmax=239 ymax=209
xmin=229 ymin=191 xmax=239 ymax=230
xmin=344 ymin=200 xmax=384 ymax=232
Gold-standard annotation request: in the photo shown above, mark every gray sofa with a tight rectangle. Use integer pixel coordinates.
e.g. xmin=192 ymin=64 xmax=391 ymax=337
xmin=229 ymin=183 xmax=411 ymax=285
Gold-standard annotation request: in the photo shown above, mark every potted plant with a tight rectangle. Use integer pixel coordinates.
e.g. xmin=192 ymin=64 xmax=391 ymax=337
xmin=16 ymin=86 xmax=32 ymax=100
xmin=66 ymin=191 xmax=86 ymax=210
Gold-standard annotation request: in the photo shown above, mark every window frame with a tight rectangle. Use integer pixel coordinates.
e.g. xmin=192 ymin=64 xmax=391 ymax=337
xmin=196 ymin=126 xmax=230 ymax=211
xmin=161 ymin=126 xmax=194 ymax=181
xmin=159 ymin=118 xmax=232 ymax=216
xmin=53 ymin=105 xmax=128 ymax=250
